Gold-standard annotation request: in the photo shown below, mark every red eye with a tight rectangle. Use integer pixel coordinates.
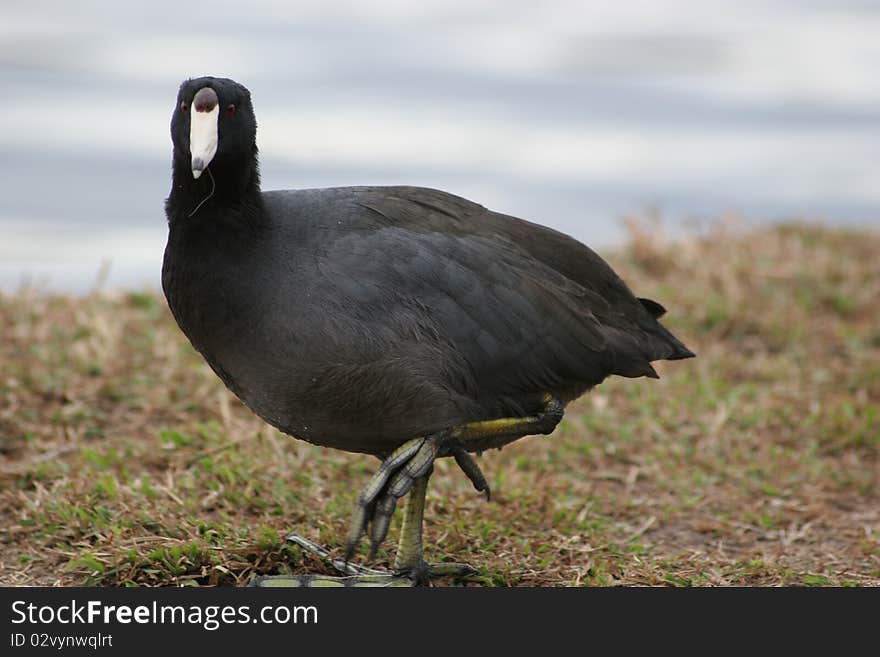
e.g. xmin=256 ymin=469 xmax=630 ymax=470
xmin=180 ymin=100 xmax=188 ymax=112
xmin=226 ymin=104 xmax=236 ymax=116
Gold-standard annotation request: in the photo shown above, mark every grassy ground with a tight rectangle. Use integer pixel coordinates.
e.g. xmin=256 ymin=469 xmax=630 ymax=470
xmin=1 ymin=222 xmax=878 ymax=587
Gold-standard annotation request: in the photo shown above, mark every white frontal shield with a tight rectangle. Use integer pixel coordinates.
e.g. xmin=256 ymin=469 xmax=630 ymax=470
xmin=190 ymin=101 xmax=218 ymax=179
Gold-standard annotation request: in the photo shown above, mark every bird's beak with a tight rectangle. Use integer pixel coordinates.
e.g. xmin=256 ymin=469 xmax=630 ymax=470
xmin=190 ymin=87 xmax=219 ymax=179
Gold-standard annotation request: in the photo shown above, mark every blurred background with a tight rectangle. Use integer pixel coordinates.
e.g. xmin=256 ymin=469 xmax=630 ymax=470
xmin=2 ymin=0 xmax=878 ymax=291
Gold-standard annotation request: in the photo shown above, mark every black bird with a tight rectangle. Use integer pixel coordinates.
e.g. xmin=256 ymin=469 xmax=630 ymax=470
xmin=162 ymin=76 xmax=694 ymax=586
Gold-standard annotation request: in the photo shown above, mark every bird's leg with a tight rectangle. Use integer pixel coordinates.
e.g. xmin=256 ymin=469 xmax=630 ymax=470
xmin=346 ymin=435 xmax=439 ymax=560
xmin=253 ymin=434 xmax=469 ymax=587
xmin=392 ymin=471 xmax=477 ymax=582
xmin=342 ymin=395 xmax=564 ymax=575
xmin=251 ymin=394 xmax=563 ymax=587
xmin=393 ymin=473 xmax=428 ymax=574
xmin=450 ymin=393 xmax=565 ymax=450
xmin=285 ymin=534 xmax=386 ymax=576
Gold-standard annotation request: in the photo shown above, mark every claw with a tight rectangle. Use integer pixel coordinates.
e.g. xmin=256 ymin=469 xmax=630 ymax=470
xmin=365 ymin=438 xmax=440 ymax=557
xmin=368 ymin=496 xmax=397 ymax=558
xmin=360 ymin=438 xmax=426 ymax=507
xmin=287 ymin=533 xmax=385 ymax=577
xmin=452 ymin=446 xmax=491 ymax=501
xmin=344 ymin=437 xmax=427 ymax=560
xmin=344 ymin=504 xmax=369 ymax=560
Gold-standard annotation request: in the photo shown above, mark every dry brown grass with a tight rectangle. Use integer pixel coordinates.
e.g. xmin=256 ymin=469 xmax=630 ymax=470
xmin=1 ymin=221 xmax=878 ymax=586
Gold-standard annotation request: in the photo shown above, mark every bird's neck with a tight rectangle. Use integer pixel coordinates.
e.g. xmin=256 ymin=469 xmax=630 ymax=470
xmin=166 ymin=148 xmax=262 ymax=225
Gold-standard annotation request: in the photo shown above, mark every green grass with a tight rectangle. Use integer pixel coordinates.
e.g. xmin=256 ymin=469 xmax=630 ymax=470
xmin=0 ymin=221 xmax=878 ymax=586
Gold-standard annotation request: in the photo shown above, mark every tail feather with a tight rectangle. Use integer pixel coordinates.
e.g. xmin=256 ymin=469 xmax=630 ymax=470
xmin=638 ymin=297 xmax=667 ymax=318
xmin=651 ymin=323 xmax=696 ymax=361
xmin=641 ymin=302 xmax=695 ymax=361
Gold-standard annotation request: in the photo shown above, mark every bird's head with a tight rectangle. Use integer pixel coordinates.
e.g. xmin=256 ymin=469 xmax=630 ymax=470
xmin=170 ymin=76 xmax=258 ymax=187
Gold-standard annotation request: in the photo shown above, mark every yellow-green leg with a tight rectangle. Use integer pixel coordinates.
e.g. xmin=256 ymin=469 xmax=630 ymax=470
xmin=450 ymin=393 xmax=564 ymax=451
xmin=392 ymin=472 xmax=476 ymax=582
xmin=393 ymin=474 xmax=428 ymax=573
xmin=251 ymin=394 xmax=564 ymax=587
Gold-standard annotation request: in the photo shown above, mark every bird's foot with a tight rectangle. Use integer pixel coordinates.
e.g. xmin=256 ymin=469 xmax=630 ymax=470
xmin=251 ymin=573 xmax=415 ymax=587
xmin=250 ymin=533 xmax=407 ymax=587
xmin=250 ymin=566 xmax=477 ymax=587
xmin=345 ymin=432 xmax=489 ymax=561
xmin=287 ymin=533 xmax=386 ymax=576
xmin=249 ymin=534 xmax=476 ymax=587
xmin=411 ymin=560 xmax=479 ymax=582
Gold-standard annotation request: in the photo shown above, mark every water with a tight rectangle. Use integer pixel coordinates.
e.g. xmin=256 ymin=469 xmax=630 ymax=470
xmin=2 ymin=0 xmax=878 ymax=291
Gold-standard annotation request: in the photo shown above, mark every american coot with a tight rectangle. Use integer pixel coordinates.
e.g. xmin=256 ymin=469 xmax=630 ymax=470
xmin=162 ymin=77 xmax=694 ymax=586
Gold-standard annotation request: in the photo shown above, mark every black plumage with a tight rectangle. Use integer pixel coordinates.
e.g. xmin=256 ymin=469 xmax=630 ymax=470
xmin=162 ymin=77 xmax=693 ymax=582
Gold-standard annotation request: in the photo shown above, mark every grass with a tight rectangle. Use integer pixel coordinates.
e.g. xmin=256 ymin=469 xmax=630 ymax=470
xmin=0 ymin=221 xmax=878 ymax=586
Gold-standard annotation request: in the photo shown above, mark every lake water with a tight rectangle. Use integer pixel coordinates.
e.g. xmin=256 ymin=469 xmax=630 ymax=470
xmin=2 ymin=0 xmax=878 ymax=291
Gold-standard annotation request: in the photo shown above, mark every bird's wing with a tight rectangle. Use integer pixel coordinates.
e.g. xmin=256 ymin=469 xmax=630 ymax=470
xmin=309 ymin=188 xmax=685 ymax=404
